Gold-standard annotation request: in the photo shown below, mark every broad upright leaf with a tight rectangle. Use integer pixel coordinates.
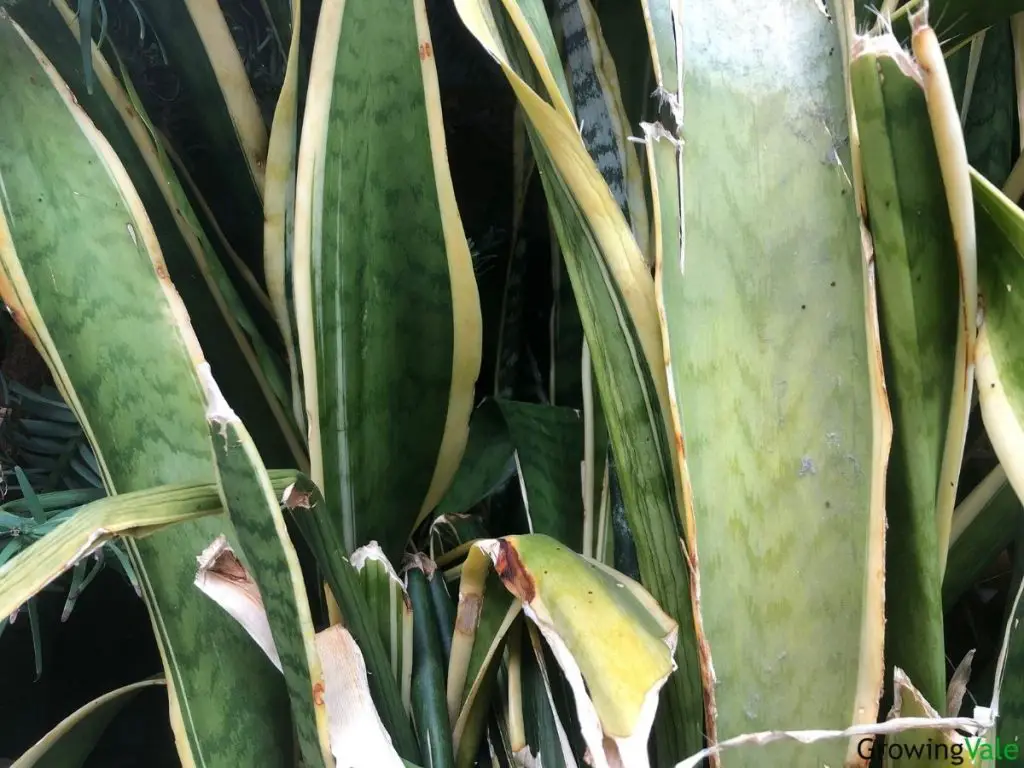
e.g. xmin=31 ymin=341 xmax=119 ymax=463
xmin=658 ymin=0 xmax=887 ymax=764
xmin=497 ymin=399 xmax=584 ymax=549
xmin=0 ymin=19 xmax=293 ymax=764
xmin=294 ymin=0 xmax=482 ymax=562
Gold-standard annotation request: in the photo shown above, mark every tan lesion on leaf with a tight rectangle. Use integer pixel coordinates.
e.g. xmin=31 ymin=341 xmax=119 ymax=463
xmin=494 ymin=538 xmax=536 ymax=604
xmin=455 ymin=593 xmax=481 ymax=635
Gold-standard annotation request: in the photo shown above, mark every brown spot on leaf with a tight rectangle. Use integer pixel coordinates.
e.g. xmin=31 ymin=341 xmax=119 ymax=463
xmin=455 ymin=594 xmax=481 ymax=635
xmin=312 ymin=681 xmax=325 ymax=707
xmin=283 ymin=485 xmax=312 ymax=510
xmin=494 ymin=539 xmax=536 ymax=603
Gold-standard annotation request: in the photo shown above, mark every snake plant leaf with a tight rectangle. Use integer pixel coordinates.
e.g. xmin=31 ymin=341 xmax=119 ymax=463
xmin=851 ymin=32 xmax=965 ymax=707
xmin=351 ymin=542 xmax=414 ymax=709
xmin=199 ymin=365 xmax=332 ymax=768
xmin=8 ymin=0 xmax=306 ymax=471
xmin=407 ymin=562 xmax=456 ymax=768
xmin=451 ymin=535 xmax=676 ymax=768
xmin=294 ymin=0 xmax=482 ymax=562
xmin=119 ymin=0 xmax=268 ymax=284
xmin=972 ymin=169 xmax=1024 ymax=500
xmin=554 ymin=0 xmax=650 ymax=262
xmin=496 ymin=535 xmax=676 ymax=768
xmin=433 ymin=400 xmax=516 ymax=519
xmin=516 ymin=623 xmax=580 ymax=768
xmin=654 ymin=0 xmax=890 ymax=763
xmin=13 ymin=678 xmax=164 ymax=768
xmin=497 ymin=399 xmax=584 ymax=549
xmin=0 ymin=19 xmax=295 ymax=764
xmin=0 ymin=479 xmax=288 ymax=621
xmin=944 ymin=466 xmax=1020 ymax=609
xmin=283 ymin=476 xmax=421 ymax=762
xmin=264 ymin=0 xmax=309 ymax=434
xmin=452 ymin=2 xmax=703 ymax=757
xmin=315 ymin=624 xmax=410 ymax=768
xmin=962 ymin=22 xmax=1017 ymax=188
xmin=890 ymin=0 xmax=1024 ymax=52
xmin=447 ymin=544 xmax=522 ymax=768
xmin=883 ymin=668 xmax=982 ymax=767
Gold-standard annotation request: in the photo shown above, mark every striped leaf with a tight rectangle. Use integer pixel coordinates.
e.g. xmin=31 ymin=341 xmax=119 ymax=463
xmin=652 ymin=0 xmax=888 ymax=764
xmin=122 ymin=0 xmax=268 ymax=285
xmin=9 ymin=0 xmax=307 ymax=470
xmin=351 ymin=542 xmax=414 ymax=709
xmin=294 ymin=0 xmax=482 ymax=562
xmin=199 ymin=365 xmax=332 ymax=768
xmin=0 ymin=18 xmax=294 ymax=764
xmin=554 ymin=0 xmax=650 ymax=262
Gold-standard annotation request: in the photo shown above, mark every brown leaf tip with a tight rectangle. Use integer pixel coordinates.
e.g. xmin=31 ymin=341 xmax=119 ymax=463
xmin=494 ymin=539 xmax=535 ymax=604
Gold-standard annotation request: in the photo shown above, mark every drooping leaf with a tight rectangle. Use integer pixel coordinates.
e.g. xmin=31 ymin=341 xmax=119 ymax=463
xmin=452 ymin=535 xmax=676 ymax=768
xmin=13 ymin=679 xmax=164 ymax=768
xmin=0 ymin=477 xmax=295 ymax=621
xmin=294 ymin=0 xmax=482 ymax=562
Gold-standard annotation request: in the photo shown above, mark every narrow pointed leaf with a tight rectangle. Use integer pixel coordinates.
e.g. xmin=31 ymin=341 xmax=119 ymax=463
xmin=851 ymin=32 xmax=961 ymax=706
xmin=199 ymin=365 xmax=333 ymax=768
xmin=284 ymin=476 xmax=421 ymax=761
xmin=407 ymin=563 xmax=456 ymax=768
xmin=118 ymin=0 xmax=268 ymax=281
xmin=295 ymin=0 xmax=482 ymax=562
